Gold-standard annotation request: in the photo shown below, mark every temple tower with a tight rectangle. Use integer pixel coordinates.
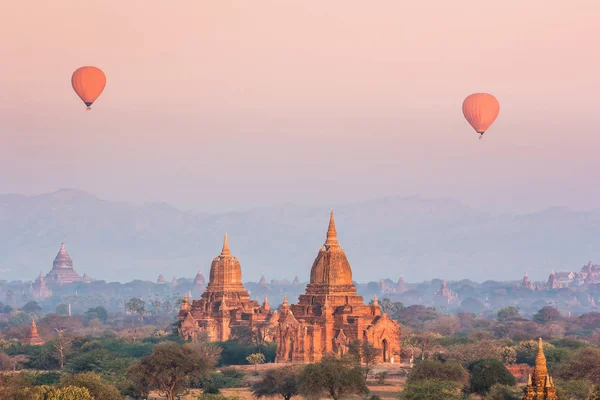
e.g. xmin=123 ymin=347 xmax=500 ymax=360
xmin=45 ymin=243 xmax=82 ymax=284
xmin=22 ymin=318 xmax=45 ymax=346
xmin=276 ymin=212 xmax=401 ymax=363
xmin=178 ymin=234 xmax=276 ymax=342
xmin=522 ymin=338 xmax=558 ymax=400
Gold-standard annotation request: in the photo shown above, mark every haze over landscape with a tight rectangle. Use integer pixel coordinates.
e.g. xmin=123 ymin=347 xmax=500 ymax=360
xmin=0 ymin=188 xmax=598 ymax=283
xmin=1 ymin=1 xmax=599 ymax=281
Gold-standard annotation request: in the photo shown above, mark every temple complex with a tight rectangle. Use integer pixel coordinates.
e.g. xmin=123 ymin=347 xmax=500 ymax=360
xmin=45 ymin=243 xmax=82 ymax=284
xmin=30 ymin=272 xmax=52 ymax=299
xmin=522 ymin=338 xmax=558 ymax=400
xmin=178 ymin=234 xmax=277 ymax=342
xmin=521 ymin=272 xmax=535 ymax=290
xmin=22 ymin=318 xmax=45 ymax=346
xmin=275 ymin=212 xmax=401 ymax=364
xmin=435 ymin=280 xmax=458 ymax=304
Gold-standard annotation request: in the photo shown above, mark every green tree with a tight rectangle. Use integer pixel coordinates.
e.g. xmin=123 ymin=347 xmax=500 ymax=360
xmin=125 ymin=297 xmax=146 ymax=323
xmin=22 ymin=301 xmax=42 ymax=314
xmin=298 ymin=355 xmax=368 ymax=400
xmin=252 ymin=366 xmax=301 ymax=400
xmin=468 ymin=358 xmax=516 ymax=394
xmin=246 ymin=353 xmax=266 ymax=373
xmin=497 ymin=307 xmax=521 ymax=322
xmin=398 ymin=380 xmax=462 ymax=400
xmin=486 ymin=384 xmax=522 ymax=400
xmin=407 ymin=360 xmax=468 ymax=385
xmin=348 ymin=339 xmax=381 ymax=377
xmin=127 ymin=341 xmax=218 ymax=400
xmin=56 ymin=304 xmax=69 ymax=316
xmin=61 ymin=372 xmax=122 ymax=400
xmin=533 ymin=306 xmax=562 ymax=324
xmin=13 ymin=385 xmax=94 ymax=400
xmin=554 ymin=379 xmax=595 ymax=400
xmin=85 ymin=307 xmax=108 ymax=323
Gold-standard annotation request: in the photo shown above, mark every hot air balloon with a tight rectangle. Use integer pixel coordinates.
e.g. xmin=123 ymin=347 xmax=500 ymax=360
xmin=462 ymin=93 xmax=500 ymax=139
xmin=71 ymin=66 xmax=106 ymax=110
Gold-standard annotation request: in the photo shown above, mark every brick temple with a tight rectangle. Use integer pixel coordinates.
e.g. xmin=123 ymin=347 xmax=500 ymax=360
xmin=274 ymin=212 xmax=401 ymax=363
xmin=178 ymin=234 xmax=277 ymax=341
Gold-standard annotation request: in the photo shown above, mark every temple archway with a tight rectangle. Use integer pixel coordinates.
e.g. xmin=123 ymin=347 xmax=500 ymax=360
xmin=382 ymin=339 xmax=389 ymax=362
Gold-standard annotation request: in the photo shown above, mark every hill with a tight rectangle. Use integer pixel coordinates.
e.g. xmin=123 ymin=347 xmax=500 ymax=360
xmin=0 ymin=189 xmax=598 ymax=283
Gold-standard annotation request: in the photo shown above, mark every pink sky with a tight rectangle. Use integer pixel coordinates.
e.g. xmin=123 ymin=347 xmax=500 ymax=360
xmin=1 ymin=0 xmax=599 ymax=213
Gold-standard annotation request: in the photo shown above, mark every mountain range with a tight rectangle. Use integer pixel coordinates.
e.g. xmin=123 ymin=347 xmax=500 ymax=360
xmin=0 ymin=189 xmax=598 ymax=283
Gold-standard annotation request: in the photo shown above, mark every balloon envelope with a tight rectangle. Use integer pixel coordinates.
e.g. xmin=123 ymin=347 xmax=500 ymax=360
xmin=462 ymin=93 xmax=500 ymax=135
xmin=71 ymin=66 xmax=106 ymax=109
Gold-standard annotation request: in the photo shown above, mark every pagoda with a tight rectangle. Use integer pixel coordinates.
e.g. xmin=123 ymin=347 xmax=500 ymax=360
xmin=45 ymin=243 xmax=82 ymax=284
xmin=275 ymin=212 xmax=401 ymax=363
xmin=178 ymin=234 xmax=278 ymax=342
xmin=22 ymin=318 xmax=45 ymax=346
xmin=522 ymin=338 xmax=558 ymax=400
xmin=194 ymin=269 xmax=206 ymax=286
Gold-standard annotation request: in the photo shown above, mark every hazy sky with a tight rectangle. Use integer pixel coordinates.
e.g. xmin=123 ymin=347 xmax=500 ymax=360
xmin=1 ymin=1 xmax=599 ymax=213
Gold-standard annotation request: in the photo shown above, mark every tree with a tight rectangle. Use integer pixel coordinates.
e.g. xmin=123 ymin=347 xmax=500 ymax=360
xmin=398 ymin=380 xmax=462 ymax=400
xmin=127 ymin=341 xmax=217 ymax=400
xmin=468 ymin=358 xmax=516 ymax=394
xmin=486 ymin=384 xmax=522 ymax=400
xmin=413 ymin=332 xmax=442 ymax=360
xmin=347 ymin=340 xmax=381 ymax=377
xmin=252 ymin=366 xmax=301 ymax=400
xmin=56 ymin=304 xmax=69 ymax=316
xmin=60 ymin=372 xmax=123 ymax=400
xmin=407 ymin=360 xmax=468 ymax=385
xmin=51 ymin=330 xmax=76 ymax=369
xmin=125 ymin=297 xmax=146 ymax=323
xmin=460 ymin=297 xmax=484 ymax=314
xmin=247 ymin=353 xmax=266 ymax=373
xmin=85 ymin=306 xmax=108 ymax=323
xmin=554 ymin=379 xmax=595 ymax=400
xmin=298 ymin=355 xmax=368 ymax=400
xmin=497 ymin=307 xmax=521 ymax=322
xmin=533 ymin=306 xmax=562 ymax=324
xmin=22 ymin=301 xmax=42 ymax=314
xmin=12 ymin=385 xmax=94 ymax=400
xmin=554 ymin=347 xmax=600 ymax=384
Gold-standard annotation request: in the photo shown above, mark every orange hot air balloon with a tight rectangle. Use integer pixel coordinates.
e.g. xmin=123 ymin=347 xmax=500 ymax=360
xmin=71 ymin=67 xmax=106 ymax=110
xmin=462 ymin=93 xmax=500 ymax=139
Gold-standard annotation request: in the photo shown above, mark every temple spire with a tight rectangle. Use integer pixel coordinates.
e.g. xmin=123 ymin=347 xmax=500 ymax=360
xmin=324 ymin=211 xmax=339 ymax=248
xmin=221 ymin=234 xmax=231 ymax=257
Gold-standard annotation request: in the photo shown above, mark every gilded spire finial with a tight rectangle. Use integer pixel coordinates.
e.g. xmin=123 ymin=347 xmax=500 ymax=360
xmin=373 ymin=295 xmax=379 ymax=307
xmin=324 ymin=211 xmax=339 ymax=248
xmin=282 ymin=295 xmax=288 ymax=307
xmin=527 ymin=374 xmax=532 ymax=385
xmin=221 ymin=233 xmax=231 ymax=256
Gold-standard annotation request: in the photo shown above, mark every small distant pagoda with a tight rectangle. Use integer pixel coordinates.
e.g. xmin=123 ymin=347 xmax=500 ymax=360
xmin=521 ymin=272 xmax=534 ymax=290
xmin=45 ymin=243 xmax=82 ymax=284
xmin=22 ymin=318 xmax=45 ymax=346
xmin=522 ymin=338 xmax=558 ymax=400
xmin=194 ymin=269 xmax=206 ymax=286
xmin=157 ymin=273 xmax=166 ymax=284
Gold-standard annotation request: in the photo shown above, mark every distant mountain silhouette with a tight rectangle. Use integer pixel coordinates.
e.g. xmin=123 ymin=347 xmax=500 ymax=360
xmin=0 ymin=189 xmax=598 ymax=283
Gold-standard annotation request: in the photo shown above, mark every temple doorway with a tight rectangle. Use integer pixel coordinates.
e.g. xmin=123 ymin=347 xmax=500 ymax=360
xmin=382 ymin=339 xmax=389 ymax=362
